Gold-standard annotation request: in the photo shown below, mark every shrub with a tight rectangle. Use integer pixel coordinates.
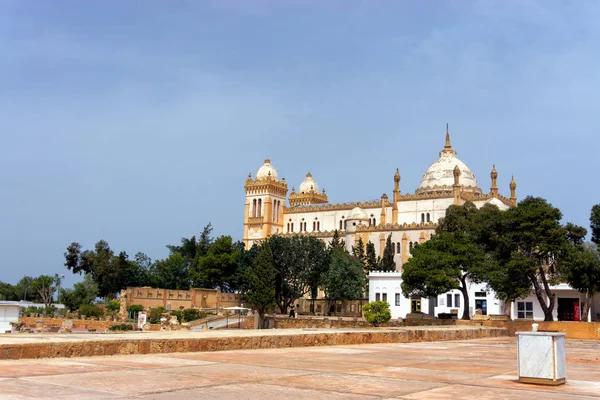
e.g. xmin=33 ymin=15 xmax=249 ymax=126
xmin=363 ymin=301 xmax=391 ymax=326
xmin=128 ymin=304 xmax=144 ymax=313
xmin=22 ymin=306 xmax=44 ymax=316
xmin=109 ymin=323 xmax=134 ymax=331
xmin=182 ymin=308 xmax=201 ymax=322
xmin=170 ymin=310 xmax=183 ymax=323
xmin=79 ymin=304 xmax=105 ymax=318
xmin=105 ymin=300 xmax=121 ymax=314
xmin=148 ymin=307 xmax=165 ymax=324
xmin=44 ymin=305 xmax=57 ymax=316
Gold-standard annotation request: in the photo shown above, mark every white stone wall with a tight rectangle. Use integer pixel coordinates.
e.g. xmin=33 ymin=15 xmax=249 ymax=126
xmin=368 ymin=272 xmax=430 ymax=319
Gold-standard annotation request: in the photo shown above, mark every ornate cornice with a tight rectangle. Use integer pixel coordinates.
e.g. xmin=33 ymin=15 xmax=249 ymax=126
xmin=245 ymin=176 xmax=288 ymax=197
xmin=460 ymin=191 xmax=513 ymax=207
xmin=285 ymin=199 xmax=389 ymax=214
xmin=414 ymin=184 xmax=482 ymax=196
xmin=356 ymin=221 xmax=438 ymax=232
xmin=289 ymin=191 xmax=328 ymax=207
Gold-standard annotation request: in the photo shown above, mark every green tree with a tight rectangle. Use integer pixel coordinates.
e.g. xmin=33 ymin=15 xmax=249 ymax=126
xmin=590 ymin=204 xmax=600 ymax=245
xmin=329 ymin=230 xmax=346 ymax=250
xmin=500 ymin=197 xmax=569 ymax=321
xmin=563 ymin=243 xmax=600 ymax=320
xmin=324 ymin=248 xmax=366 ymax=304
xmin=236 ymin=243 xmax=259 ymax=296
xmin=365 ymin=241 xmax=379 ymax=272
xmin=189 ymin=236 xmax=240 ymax=291
xmin=152 ymin=253 xmax=190 ymax=290
xmin=379 ymin=234 xmax=396 ymax=272
xmin=31 ymin=275 xmax=58 ymax=311
xmin=60 ymin=274 xmax=99 ymax=312
xmin=363 ymin=301 xmax=392 ymax=326
xmin=246 ymin=241 xmax=276 ymax=327
xmin=270 ymin=235 xmax=310 ymax=313
xmin=352 ymin=237 xmax=366 ymax=263
xmin=304 ymin=237 xmax=330 ymax=313
xmin=401 ymin=231 xmax=486 ymax=320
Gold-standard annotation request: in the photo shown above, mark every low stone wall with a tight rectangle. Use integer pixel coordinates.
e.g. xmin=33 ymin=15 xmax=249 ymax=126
xmin=258 ymin=315 xmax=457 ymax=330
xmin=457 ymin=320 xmax=600 ymax=340
xmin=18 ymin=317 xmax=119 ymax=331
xmin=0 ymin=326 xmax=508 ymax=360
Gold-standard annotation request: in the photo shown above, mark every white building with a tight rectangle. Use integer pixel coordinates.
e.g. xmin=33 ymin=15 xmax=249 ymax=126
xmin=0 ymin=301 xmax=21 ymax=333
xmin=368 ymin=272 xmax=599 ymax=322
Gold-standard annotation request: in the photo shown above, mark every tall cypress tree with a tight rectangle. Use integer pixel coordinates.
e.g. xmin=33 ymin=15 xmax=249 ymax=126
xmin=379 ymin=234 xmax=396 ymax=272
xmin=246 ymin=242 xmax=276 ymax=327
xmin=365 ymin=241 xmax=379 ymax=272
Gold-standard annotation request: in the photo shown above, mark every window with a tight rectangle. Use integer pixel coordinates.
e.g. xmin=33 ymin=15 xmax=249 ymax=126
xmin=257 ymin=199 xmax=262 ymax=217
xmin=517 ymin=302 xmax=533 ymax=319
xmin=454 ymin=294 xmax=461 ymax=308
xmin=291 ymin=223 xmax=294 ymax=232
xmin=317 ymin=221 xmax=320 ymax=231
xmin=426 ymin=213 xmax=431 ymax=222
xmin=375 ymin=293 xmax=380 ymax=301
xmin=313 ymin=221 xmax=316 ymax=231
xmin=395 ymin=293 xmax=401 ymax=306
xmin=344 ymin=220 xmax=347 ymax=229
xmin=396 ymin=242 xmax=401 ymax=254
xmin=339 ymin=220 xmax=343 ymax=230
xmin=287 ymin=223 xmax=290 ymax=232
xmin=252 ymin=199 xmax=257 ymax=217
xmin=421 ymin=213 xmax=425 ymax=223
xmin=382 ymin=293 xmax=387 ymax=303
xmin=446 ymin=294 xmax=452 ymax=308
xmin=475 ymin=292 xmax=487 ymax=298
xmin=372 ymin=218 xmax=376 ymax=226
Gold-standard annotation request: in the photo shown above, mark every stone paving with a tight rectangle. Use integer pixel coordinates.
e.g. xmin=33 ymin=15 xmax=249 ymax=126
xmin=0 ymin=337 xmax=597 ymax=399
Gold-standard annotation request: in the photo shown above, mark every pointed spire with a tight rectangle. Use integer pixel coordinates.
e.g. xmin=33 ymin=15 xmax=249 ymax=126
xmin=509 ymin=175 xmax=516 ymax=190
xmin=490 ymin=165 xmax=498 ymax=196
xmin=394 ymin=168 xmax=400 ymax=182
xmin=509 ymin=175 xmax=517 ymax=206
xmin=444 ymin=123 xmax=452 ymax=150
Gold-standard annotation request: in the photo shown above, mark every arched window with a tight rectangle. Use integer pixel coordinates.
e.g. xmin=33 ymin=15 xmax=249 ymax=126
xmin=317 ymin=221 xmax=320 ymax=231
xmin=421 ymin=213 xmax=425 ymax=223
xmin=313 ymin=221 xmax=316 ymax=231
xmin=339 ymin=220 xmax=342 ymax=230
xmin=291 ymin=223 xmax=294 ymax=232
xmin=344 ymin=220 xmax=347 ymax=229
xmin=373 ymin=218 xmax=376 ymax=226
xmin=392 ymin=242 xmax=396 ymax=254
xmin=396 ymin=242 xmax=401 ymax=254
xmin=252 ymin=199 xmax=257 ymax=218
xmin=287 ymin=223 xmax=290 ymax=233
xmin=426 ymin=213 xmax=430 ymax=223
xmin=257 ymin=199 xmax=262 ymax=217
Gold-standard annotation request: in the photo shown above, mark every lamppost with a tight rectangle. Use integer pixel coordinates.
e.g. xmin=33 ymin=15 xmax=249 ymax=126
xmin=23 ymin=286 xmax=30 ymax=302
xmin=55 ymin=274 xmax=65 ymax=304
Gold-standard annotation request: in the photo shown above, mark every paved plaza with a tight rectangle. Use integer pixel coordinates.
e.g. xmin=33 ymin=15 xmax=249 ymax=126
xmin=0 ymin=336 xmax=597 ymax=399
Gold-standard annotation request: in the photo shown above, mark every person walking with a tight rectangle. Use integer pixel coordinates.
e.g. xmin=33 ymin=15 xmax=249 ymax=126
xmin=289 ymin=304 xmax=296 ymax=318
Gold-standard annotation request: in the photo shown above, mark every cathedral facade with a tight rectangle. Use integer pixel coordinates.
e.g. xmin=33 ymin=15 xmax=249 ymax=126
xmin=242 ymin=129 xmax=517 ymax=269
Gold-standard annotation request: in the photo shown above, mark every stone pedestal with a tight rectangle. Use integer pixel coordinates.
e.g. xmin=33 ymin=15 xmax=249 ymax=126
xmin=516 ymin=331 xmax=566 ymax=386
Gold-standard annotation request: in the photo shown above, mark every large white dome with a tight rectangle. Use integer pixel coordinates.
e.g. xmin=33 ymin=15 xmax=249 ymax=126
xmin=256 ymin=159 xmax=278 ymax=181
xmin=417 ymin=132 xmax=481 ymax=194
xmin=299 ymin=173 xmax=318 ymax=193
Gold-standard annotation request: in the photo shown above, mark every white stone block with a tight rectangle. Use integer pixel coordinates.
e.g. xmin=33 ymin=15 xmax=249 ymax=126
xmin=516 ymin=331 xmax=566 ymax=385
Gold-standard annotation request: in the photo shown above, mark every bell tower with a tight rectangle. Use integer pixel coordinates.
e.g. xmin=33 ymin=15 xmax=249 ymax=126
xmin=243 ymin=159 xmax=288 ymax=249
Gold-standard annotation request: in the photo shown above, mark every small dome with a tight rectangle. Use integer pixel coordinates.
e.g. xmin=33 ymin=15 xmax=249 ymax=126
xmin=256 ymin=158 xmax=278 ymax=181
xmin=347 ymin=207 xmax=368 ymax=220
xmin=299 ymin=173 xmax=318 ymax=193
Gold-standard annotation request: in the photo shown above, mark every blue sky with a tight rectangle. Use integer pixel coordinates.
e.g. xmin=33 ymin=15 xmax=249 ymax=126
xmin=1 ymin=1 xmax=599 ymax=287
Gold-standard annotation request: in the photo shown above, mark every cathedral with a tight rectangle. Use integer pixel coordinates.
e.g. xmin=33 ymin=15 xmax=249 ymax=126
xmin=242 ymin=128 xmax=517 ymax=269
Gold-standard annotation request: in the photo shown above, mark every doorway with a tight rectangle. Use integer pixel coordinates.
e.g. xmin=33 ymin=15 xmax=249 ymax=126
xmin=557 ymin=298 xmax=580 ymax=321
xmin=411 ymin=297 xmax=422 ymax=313
xmin=475 ymin=299 xmax=487 ymax=315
